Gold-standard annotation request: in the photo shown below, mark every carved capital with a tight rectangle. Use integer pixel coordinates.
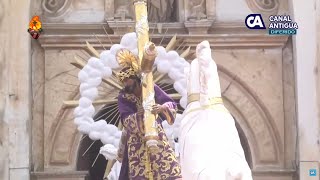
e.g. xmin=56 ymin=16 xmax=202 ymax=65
xmin=245 ymin=0 xmax=280 ymax=15
xmin=184 ymin=20 xmax=213 ymax=34
xmin=42 ymin=0 xmax=73 ymax=17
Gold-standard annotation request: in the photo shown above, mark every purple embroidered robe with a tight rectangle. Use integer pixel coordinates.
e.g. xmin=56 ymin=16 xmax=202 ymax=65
xmin=117 ymin=84 xmax=181 ymax=180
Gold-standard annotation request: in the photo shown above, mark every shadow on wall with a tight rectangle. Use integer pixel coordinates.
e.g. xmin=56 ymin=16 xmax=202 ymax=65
xmin=234 ymin=117 xmax=253 ymax=169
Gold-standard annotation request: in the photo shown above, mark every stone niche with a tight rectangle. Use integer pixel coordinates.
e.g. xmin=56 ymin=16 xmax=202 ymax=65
xmin=105 ymin=0 xmax=182 ymax=22
xmin=41 ymin=0 xmax=105 ymax=22
xmin=183 ymin=0 xmax=216 ymax=34
xmin=104 ymin=0 xmax=216 ymax=34
xmin=33 ymin=39 xmax=296 ymax=180
xmin=105 ymin=0 xmax=184 ymax=34
xmin=32 ymin=0 xmax=296 ymax=179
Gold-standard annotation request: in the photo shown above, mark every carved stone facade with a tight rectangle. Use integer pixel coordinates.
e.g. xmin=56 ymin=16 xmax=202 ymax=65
xmin=33 ymin=0 xmax=293 ymax=178
xmin=42 ymin=0 xmax=73 ymax=17
xmin=1 ymin=0 xmax=320 ymax=180
xmin=245 ymin=0 xmax=280 ymax=15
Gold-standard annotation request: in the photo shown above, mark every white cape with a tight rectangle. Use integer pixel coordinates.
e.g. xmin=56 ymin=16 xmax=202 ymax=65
xmin=179 ymin=40 xmax=252 ymax=180
xmin=179 ymin=103 xmax=252 ymax=180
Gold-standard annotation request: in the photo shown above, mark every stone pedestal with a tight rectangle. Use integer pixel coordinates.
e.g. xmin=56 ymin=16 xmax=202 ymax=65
xmin=107 ymin=21 xmax=135 ymax=35
xmin=184 ymin=20 xmax=213 ymax=34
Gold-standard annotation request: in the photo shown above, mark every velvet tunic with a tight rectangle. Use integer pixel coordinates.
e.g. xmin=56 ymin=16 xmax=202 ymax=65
xmin=117 ymin=85 xmax=182 ymax=180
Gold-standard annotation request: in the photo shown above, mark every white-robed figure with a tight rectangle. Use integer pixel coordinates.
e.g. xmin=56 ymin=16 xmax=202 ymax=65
xmin=179 ymin=41 xmax=253 ymax=180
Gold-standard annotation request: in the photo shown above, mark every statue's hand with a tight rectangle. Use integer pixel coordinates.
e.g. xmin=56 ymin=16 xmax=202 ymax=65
xmin=100 ymin=144 xmax=118 ymax=160
xmin=144 ymin=42 xmax=157 ymax=57
xmin=151 ymin=104 xmax=166 ymax=114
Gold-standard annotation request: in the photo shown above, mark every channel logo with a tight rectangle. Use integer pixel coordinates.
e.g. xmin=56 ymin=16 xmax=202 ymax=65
xmin=309 ymin=169 xmax=317 ymax=176
xmin=245 ymin=14 xmax=266 ymax=29
xmin=245 ymin=14 xmax=298 ymax=35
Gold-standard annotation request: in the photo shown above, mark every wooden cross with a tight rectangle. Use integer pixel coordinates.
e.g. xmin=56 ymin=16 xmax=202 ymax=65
xmin=133 ymin=0 xmax=159 ymax=152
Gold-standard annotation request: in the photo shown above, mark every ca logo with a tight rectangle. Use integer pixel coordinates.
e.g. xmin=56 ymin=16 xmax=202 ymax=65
xmin=245 ymin=14 xmax=266 ymax=29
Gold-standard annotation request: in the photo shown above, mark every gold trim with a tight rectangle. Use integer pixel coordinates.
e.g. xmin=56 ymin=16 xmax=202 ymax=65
xmin=184 ymin=103 xmax=229 ymax=117
xmin=187 ymin=93 xmax=224 ymax=105
xmin=117 ymin=67 xmax=137 ymax=82
xmin=63 ymin=99 xmax=118 ymax=108
xmin=185 ymin=94 xmax=227 ymax=115
xmin=187 ymin=93 xmax=200 ymax=104
xmin=116 ymin=49 xmax=139 ymax=72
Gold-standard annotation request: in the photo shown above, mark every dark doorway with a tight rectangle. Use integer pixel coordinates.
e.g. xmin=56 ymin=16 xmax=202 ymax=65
xmin=234 ymin=120 xmax=253 ymax=168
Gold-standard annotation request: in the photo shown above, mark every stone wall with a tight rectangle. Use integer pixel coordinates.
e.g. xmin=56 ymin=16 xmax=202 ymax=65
xmin=32 ymin=0 xmax=297 ymax=179
xmin=0 ymin=0 xmax=307 ymax=179
xmin=291 ymin=0 xmax=320 ymax=179
xmin=0 ymin=0 xmax=32 ymax=180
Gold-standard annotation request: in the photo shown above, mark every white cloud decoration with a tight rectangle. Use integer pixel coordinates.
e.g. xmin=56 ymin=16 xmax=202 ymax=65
xmin=74 ymin=32 xmax=190 ymax=161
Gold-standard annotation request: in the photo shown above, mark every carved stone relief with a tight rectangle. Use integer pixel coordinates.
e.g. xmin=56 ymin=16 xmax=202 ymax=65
xmin=184 ymin=0 xmax=216 ymax=21
xmin=110 ymin=0 xmax=178 ymax=22
xmin=245 ymin=0 xmax=280 ymax=15
xmin=42 ymin=0 xmax=73 ymax=17
xmin=188 ymin=0 xmax=206 ymax=20
xmin=114 ymin=0 xmax=134 ymax=21
xmin=147 ymin=0 xmax=175 ymax=22
xmin=184 ymin=0 xmax=215 ymax=34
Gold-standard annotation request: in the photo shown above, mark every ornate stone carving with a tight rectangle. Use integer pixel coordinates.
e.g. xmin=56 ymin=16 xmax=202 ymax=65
xmin=110 ymin=0 xmax=177 ymax=22
xmin=245 ymin=0 xmax=279 ymax=15
xmin=42 ymin=0 xmax=73 ymax=16
xmin=188 ymin=0 xmax=206 ymax=20
xmin=184 ymin=0 xmax=216 ymax=34
xmin=114 ymin=4 xmax=133 ymax=21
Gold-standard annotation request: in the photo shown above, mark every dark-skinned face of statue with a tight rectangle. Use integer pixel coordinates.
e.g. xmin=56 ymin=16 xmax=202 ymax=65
xmin=123 ymin=77 xmax=139 ymax=94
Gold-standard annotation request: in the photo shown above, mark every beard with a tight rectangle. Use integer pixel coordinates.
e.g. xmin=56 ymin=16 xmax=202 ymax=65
xmin=124 ymin=81 xmax=138 ymax=94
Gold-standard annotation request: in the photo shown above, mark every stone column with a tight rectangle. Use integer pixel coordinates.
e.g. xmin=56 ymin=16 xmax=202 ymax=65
xmin=291 ymin=0 xmax=320 ymax=179
xmin=0 ymin=0 xmax=31 ymax=179
xmin=205 ymin=0 xmax=215 ymax=20
xmin=316 ymin=0 xmax=320 ymax=162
